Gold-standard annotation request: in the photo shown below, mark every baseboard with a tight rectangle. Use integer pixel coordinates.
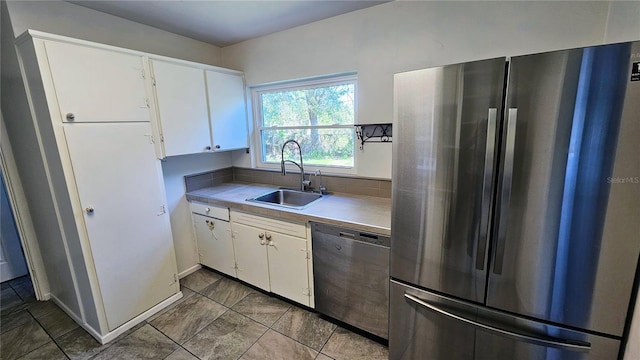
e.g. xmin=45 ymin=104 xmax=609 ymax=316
xmin=40 ymin=291 xmax=52 ymax=301
xmin=48 ymin=289 xmax=183 ymax=344
xmin=97 ymin=291 xmax=183 ymax=344
xmin=178 ymin=264 xmax=202 ymax=279
xmin=49 ymin=293 xmax=102 ymax=341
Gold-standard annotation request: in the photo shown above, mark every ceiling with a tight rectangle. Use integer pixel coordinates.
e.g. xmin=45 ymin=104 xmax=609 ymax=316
xmin=69 ymin=1 xmax=388 ymax=47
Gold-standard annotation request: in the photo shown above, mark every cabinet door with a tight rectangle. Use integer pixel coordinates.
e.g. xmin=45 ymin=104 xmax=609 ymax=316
xmin=192 ymin=214 xmax=236 ymax=277
xmin=267 ymin=231 xmax=310 ymax=306
xmin=151 ymin=60 xmax=211 ymax=156
xmin=44 ymin=41 xmax=149 ymax=123
xmin=64 ymin=123 xmax=178 ymax=331
xmin=231 ymin=222 xmax=269 ymax=291
xmin=206 ymin=71 xmax=248 ymax=151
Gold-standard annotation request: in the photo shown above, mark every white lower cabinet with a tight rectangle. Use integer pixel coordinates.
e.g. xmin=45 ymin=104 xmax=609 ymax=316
xmin=231 ymin=222 xmax=270 ymax=291
xmin=266 ymin=231 xmax=311 ymax=306
xmin=192 ymin=213 xmax=236 ymax=277
xmin=191 ymin=206 xmax=314 ymax=307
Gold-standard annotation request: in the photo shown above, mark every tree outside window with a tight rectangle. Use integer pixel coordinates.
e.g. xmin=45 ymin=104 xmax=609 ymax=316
xmin=255 ymin=76 xmax=356 ymax=168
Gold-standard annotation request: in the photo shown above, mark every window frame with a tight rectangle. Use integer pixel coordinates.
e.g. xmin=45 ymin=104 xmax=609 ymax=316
xmin=250 ymin=73 xmax=358 ymax=174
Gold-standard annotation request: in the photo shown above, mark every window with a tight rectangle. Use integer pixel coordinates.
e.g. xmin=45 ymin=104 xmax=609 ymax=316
xmin=253 ymin=75 xmax=356 ymax=168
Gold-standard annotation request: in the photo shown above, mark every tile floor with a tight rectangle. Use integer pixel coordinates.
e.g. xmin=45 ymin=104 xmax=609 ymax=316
xmin=0 ymin=268 xmax=388 ymax=359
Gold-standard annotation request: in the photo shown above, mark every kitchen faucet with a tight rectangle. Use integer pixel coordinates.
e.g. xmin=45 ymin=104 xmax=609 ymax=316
xmin=280 ymin=140 xmax=310 ymax=191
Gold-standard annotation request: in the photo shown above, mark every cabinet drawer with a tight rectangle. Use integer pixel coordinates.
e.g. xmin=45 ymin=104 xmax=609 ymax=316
xmin=230 ymin=210 xmax=306 ymax=238
xmin=190 ymin=202 xmax=229 ymax=221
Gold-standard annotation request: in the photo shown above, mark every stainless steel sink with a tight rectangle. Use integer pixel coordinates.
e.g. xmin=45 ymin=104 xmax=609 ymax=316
xmin=247 ymin=189 xmax=324 ymax=209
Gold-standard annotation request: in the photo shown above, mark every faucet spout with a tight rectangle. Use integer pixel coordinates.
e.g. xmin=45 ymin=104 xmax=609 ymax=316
xmin=280 ymin=140 xmax=308 ymax=191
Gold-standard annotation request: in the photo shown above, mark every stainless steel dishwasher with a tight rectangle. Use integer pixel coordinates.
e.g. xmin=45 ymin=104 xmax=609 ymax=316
xmin=311 ymin=222 xmax=389 ymax=339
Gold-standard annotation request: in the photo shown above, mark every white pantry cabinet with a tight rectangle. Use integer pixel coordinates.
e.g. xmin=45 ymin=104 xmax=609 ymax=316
xmin=190 ymin=202 xmax=236 ymax=277
xmin=64 ymin=123 xmax=178 ymax=330
xmin=13 ymin=31 xmax=181 ymax=344
xmin=150 ymin=60 xmax=211 ymax=156
xmin=230 ymin=210 xmax=313 ymax=307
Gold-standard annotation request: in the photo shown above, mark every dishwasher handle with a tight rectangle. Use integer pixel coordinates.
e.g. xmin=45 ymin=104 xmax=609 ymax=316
xmin=312 ymin=222 xmax=390 ymax=247
xmin=339 ymin=231 xmax=356 ymax=239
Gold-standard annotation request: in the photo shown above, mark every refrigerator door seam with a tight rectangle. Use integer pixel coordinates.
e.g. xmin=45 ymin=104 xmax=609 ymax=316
xmin=493 ymin=108 xmax=518 ymax=274
xmin=476 ymin=108 xmax=498 ymax=270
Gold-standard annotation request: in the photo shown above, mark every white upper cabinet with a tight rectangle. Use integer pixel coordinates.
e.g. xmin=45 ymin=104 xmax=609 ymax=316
xmin=150 ymin=60 xmax=211 ymax=157
xmin=206 ymin=71 xmax=249 ymax=151
xmin=44 ymin=41 xmax=149 ymax=123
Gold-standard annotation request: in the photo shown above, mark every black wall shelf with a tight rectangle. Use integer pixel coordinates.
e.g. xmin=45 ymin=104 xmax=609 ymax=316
xmin=354 ymin=123 xmax=392 ymax=150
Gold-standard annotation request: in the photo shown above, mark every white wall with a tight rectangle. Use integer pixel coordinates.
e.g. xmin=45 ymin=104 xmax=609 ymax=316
xmin=222 ymin=1 xmax=613 ymax=179
xmin=160 ymin=153 xmax=232 ymax=275
xmin=3 ymin=0 xmax=231 ymax=276
xmin=604 ymin=1 xmax=640 ymax=43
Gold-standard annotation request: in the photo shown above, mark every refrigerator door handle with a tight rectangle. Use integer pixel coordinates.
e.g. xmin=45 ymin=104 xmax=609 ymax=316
xmin=476 ymin=108 xmax=498 ymax=270
xmin=493 ymin=108 xmax=518 ymax=274
xmin=404 ymin=293 xmax=592 ymax=352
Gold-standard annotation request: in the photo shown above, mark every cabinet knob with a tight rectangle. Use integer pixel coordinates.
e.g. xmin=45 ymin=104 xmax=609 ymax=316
xmin=258 ymin=233 xmax=264 ymax=239
xmin=260 ymin=240 xmax=266 ymax=245
xmin=265 ymin=234 xmax=272 ymax=240
xmin=66 ymin=113 xmax=75 ymax=121
xmin=268 ymin=241 xmax=274 ymax=246
xmin=205 ymin=146 xmax=212 ymax=151
xmin=205 ymin=207 xmax=210 ymax=212
xmin=215 ymin=145 xmax=221 ymax=149
xmin=85 ymin=207 xmax=94 ymax=215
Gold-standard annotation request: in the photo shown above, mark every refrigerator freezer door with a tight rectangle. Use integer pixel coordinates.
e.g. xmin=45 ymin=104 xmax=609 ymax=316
xmin=390 ymin=280 xmax=621 ymax=360
xmin=391 ymin=58 xmax=505 ymax=303
xmin=488 ymin=42 xmax=640 ymax=336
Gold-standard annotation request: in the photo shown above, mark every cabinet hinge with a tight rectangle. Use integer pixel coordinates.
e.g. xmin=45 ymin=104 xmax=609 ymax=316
xmin=160 ymin=134 xmax=165 ymax=143
xmin=157 ymin=205 xmax=166 ymax=216
xmin=152 ymin=77 xmax=156 ymax=86
xmin=173 ymin=274 xmax=178 ymax=283
xmin=145 ymin=98 xmax=150 ymax=108
xmin=140 ymin=68 xmax=145 ymax=79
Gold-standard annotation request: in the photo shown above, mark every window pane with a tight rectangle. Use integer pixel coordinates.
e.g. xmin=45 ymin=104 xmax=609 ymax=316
xmin=261 ymin=84 xmax=355 ymax=127
xmin=262 ymin=128 xmax=354 ymax=167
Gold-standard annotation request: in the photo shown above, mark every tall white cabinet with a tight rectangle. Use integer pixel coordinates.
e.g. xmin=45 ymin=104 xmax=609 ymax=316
xmin=63 ymin=123 xmax=178 ymax=330
xmin=13 ymin=31 xmax=181 ymax=344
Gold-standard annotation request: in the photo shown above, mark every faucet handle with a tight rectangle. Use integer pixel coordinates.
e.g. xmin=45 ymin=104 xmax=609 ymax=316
xmin=314 ymin=170 xmax=327 ymax=194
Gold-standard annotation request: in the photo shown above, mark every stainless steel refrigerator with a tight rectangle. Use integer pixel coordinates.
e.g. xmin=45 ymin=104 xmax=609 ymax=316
xmin=390 ymin=41 xmax=640 ymax=359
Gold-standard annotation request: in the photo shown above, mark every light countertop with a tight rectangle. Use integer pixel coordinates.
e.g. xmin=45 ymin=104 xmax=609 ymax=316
xmin=186 ymin=182 xmax=391 ymax=236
